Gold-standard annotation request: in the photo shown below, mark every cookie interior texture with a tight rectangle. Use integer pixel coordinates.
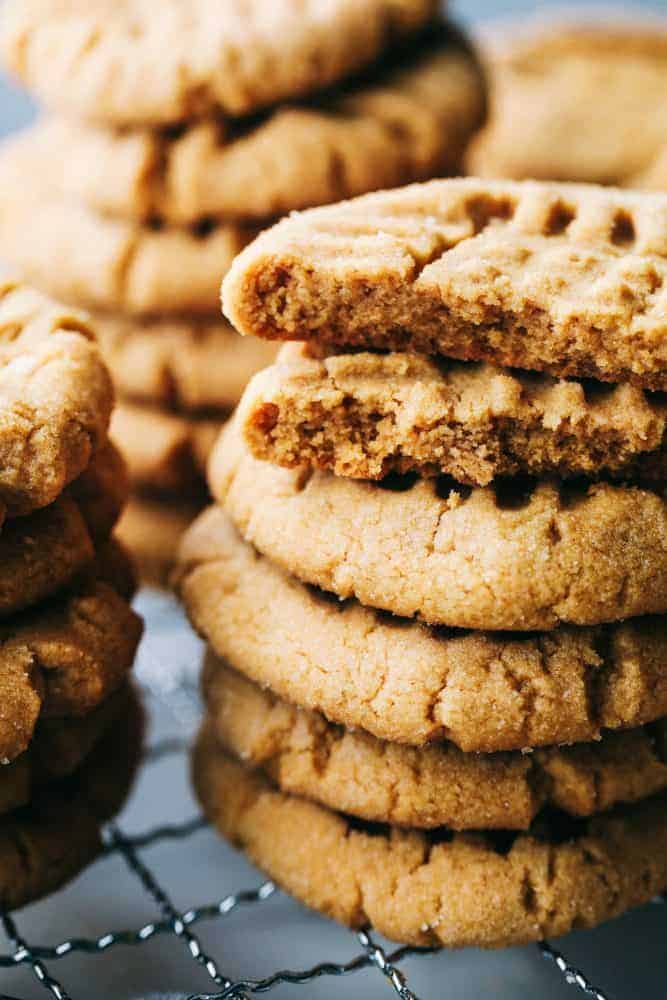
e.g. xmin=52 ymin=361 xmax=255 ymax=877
xmin=222 ymin=178 xmax=667 ymax=390
xmin=238 ymin=343 xmax=667 ymax=484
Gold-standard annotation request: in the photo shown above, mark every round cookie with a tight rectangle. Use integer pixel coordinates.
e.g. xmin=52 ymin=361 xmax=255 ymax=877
xmin=175 ymin=508 xmax=667 ymax=753
xmin=111 ymin=402 xmax=222 ymax=493
xmin=24 ymin=27 xmax=484 ymax=223
xmin=0 ymin=540 xmax=143 ymax=763
xmin=1 ymin=0 xmax=437 ymax=126
xmin=205 ymin=658 xmax=667 ymax=831
xmin=210 ymin=421 xmax=667 ymax=631
xmin=95 ymin=315 xmax=277 ymax=412
xmin=0 ymin=689 xmax=142 ymax=911
xmin=467 ymin=23 xmax=667 ymax=185
xmin=0 ymin=683 xmax=132 ymax=816
xmin=240 ymin=343 xmax=667 ymax=484
xmin=194 ymin=732 xmax=667 ymax=949
xmin=0 ymin=277 xmax=113 ymax=517
xmin=116 ymin=493 xmax=203 ymax=587
xmin=0 ymin=138 xmax=256 ymax=317
xmin=222 ymin=178 xmax=667 ymax=391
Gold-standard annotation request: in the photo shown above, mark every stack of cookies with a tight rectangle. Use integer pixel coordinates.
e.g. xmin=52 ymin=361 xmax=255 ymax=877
xmin=176 ymin=178 xmax=667 ymax=947
xmin=0 ymin=277 xmax=143 ymax=910
xmin=467 ymin=20 xmax=667 ymax=189
xmin=0 ymin=0 xmax=486 ymax=583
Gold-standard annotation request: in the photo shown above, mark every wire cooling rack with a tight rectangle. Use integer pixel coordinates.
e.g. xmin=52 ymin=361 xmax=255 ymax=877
xmin=0 ymin=589 xmax=664 ymax=1000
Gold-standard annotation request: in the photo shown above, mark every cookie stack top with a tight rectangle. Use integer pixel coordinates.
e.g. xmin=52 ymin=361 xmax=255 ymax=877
xmin=177 ymin=177 xmax=667 ymax=950
xmin=0 ymin=277 xmax=143 ymax=909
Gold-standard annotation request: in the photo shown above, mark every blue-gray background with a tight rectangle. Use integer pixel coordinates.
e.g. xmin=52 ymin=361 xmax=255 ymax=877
xmin=1 ymin=2 xmax=667 ymax=998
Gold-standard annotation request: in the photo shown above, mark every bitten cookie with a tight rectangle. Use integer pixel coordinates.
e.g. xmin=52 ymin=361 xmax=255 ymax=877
xmin=23 ymin=25 xmax=484 ymax=222
xmin=194 ymin=733 xmax=667 ymax=949
xmin=240 ymin=343 xmax=667 ymax=484
xmin=0 ymin=277 xmax=113 ymax=516
xmin=209 ymin=421 xmax=667 ymax=631
xmin=204 ymin=659 xmax=667 ymax=831
xmin=1 ymin=0 xmax=438 ymax=125
xmin=222 ymin=178 xmax=667 ymax=390
xmin=175 ymin=508 xmax=667 ymax=753
xmin=467 ymin=23 xmax=667 ymax=185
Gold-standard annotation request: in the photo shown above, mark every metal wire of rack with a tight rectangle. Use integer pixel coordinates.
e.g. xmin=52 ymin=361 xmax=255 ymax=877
xmin=0 ymin=591 xmax=663 ymax=1000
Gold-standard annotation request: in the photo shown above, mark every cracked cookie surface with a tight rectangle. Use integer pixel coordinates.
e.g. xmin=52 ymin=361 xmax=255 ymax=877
xmin=0 ymin=539 xmax=142 ymax=763
xmin=0 ymin=278 xmax=113 ymax=516
xmin=175 ymin=508 xmax=667 ymax=753
xmin=240 ymin=343 xmax=667 ymax=484
xmin=204 ymin=658 xmax=667 ymax=831
xmin=209 ymin=421 xmax=667 ymax=631
xmin=222 ymin=178 xmax=667 ymax=390
xmin=194 ymin=732 xmax=667 ymax=948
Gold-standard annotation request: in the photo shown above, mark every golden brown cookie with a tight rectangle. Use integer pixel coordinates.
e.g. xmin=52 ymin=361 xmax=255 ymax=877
xmin=194 ymin=732 xmax=667 ymax=949
xmin=175 ymin=508 xmax=667 ymax=753
xmin=0 ymin=444 xmax=128 ymax=621
xmin=210 ymin=421 xmax=667 ymax=631
xmin=240 ymin=343 xmax=667 ymax=484
xmin=25 ymin=27 xmax=484 ymax=223
xmin=222 ymin=178 xmax=667 ymax=390
xmin=0 ymin=689 xmax=142 ymax=911
xmin=116 ymin=493 xmax=203 ymax=588
xmin=1 ymin=0 xmax=437 ymax=126
xmin=0 ymin=683 xmax=132 ymax=816
xmin=0 ymin=276 xmax=113 ymax=517
xmin=0 ymin=138 xmax=256 ymax=317
xmin=0 ymin=541 xmax=143 ymax=764
xmin=204 ymin=659 xmax=667 ymax=831
xmin=95 ymin=314 xmax=277 ymax=412
xmin=111 ymin=402 xmax=222 ymax=493
xmin=67 ymin=440 xmax=129 ymax=540
xmin=467 ymin=23 xmax=667 ymax=185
